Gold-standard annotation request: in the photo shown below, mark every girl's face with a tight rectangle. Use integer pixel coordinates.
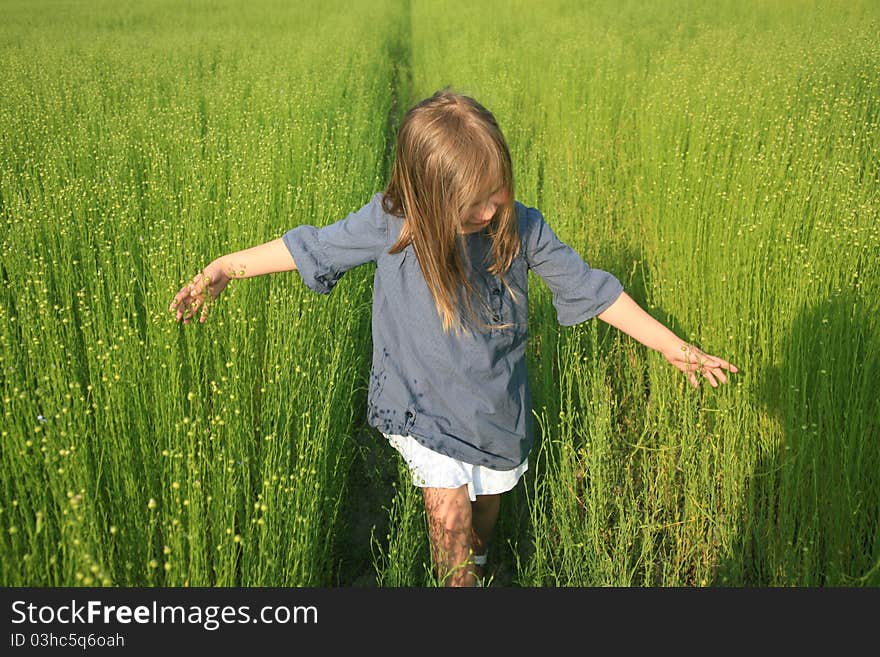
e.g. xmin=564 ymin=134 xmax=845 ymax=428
xmin=460 ymin=187 xmax=509 ymax=234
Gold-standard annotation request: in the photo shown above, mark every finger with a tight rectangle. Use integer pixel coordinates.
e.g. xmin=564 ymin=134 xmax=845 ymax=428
xmin=172 ymin=282 xmax=202 ymax=319
xmin=688 ymin=370 xmax=699 ymax=388
xmin=176 ymin=302 xmax=189 ymax=322
xmin=176 ymin=297 xmax=194 ymax=322
xmin=170 ymin=289 xmax=189 ymax=312
xmin=701 ymin=367 xmax=719 ymax=388
xmin=183 ymin=300 xmax=201 ymax=324
xmin=173 ymin=296 xmax=191 ymax=319
xmin=182 ymin=297 xmax=201 ymax=322
xmin=703 ymin=353 xmax=739 ymax=373
xmin=713 ymin=367 xmax=729 ymax=385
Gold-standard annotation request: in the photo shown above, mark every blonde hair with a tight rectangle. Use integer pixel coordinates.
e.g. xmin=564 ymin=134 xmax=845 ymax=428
xmin=381 ymin=87 xmax=519 ymax=335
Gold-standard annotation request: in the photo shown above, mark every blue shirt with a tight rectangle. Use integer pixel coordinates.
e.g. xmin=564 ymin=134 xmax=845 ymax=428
xmin=282 ymin=192 xmax=623 ymax=470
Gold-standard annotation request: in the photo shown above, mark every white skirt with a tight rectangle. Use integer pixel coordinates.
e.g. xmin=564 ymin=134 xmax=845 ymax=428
xmin=384 ymin=433 xmax=528 ymax=502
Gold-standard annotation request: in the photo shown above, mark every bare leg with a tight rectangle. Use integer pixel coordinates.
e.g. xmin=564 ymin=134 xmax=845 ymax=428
xmin=422 ymin=485 xmax=478 ymax=587
xmin=470 ymin=493 xmax=500 ymax=579
xmin=470 ymin=493 xmax=500 ymax=554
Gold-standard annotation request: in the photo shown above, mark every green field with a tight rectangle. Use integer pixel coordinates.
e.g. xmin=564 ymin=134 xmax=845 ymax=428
xmin=1 ymin=0 xmax=878 ymax=587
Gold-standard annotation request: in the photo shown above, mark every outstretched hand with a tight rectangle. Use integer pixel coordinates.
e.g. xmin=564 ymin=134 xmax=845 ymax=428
xmin=664 ymin=343 xmax=739 ymax=389
xmin=168 ymin=263 xmax=230 ymax=324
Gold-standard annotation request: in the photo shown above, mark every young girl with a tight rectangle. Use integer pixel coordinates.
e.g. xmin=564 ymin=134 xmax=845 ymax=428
xmin=169 ymin=88 xmax=738 ymax=587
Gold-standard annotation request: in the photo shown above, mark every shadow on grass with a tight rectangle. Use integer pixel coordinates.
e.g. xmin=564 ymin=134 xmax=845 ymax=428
xmin=717 ymin=292 xmax=880 ymax=585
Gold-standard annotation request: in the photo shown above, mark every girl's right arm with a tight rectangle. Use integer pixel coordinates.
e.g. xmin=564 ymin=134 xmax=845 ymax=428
xmin=169 ymin=237 xmax=297 ymax=324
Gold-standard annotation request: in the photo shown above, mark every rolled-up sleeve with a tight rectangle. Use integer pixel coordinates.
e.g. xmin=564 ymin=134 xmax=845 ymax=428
xmin=522 ymin=205 xmax=623 ymax=326
xmin=282 ymin=193 xmax=388 ymax=294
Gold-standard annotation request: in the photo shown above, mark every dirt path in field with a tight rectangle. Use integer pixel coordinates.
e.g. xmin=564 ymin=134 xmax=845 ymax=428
xmin=333 ymin=1 xmax=413 ymax=587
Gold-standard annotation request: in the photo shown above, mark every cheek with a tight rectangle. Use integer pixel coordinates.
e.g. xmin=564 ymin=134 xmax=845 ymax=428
xmin=476 ymin=206 xmax=495 ymax=222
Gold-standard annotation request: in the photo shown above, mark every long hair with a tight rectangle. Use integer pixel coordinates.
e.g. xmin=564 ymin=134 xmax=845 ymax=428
xmin=382 ymin=87 xmax=519 ymax=335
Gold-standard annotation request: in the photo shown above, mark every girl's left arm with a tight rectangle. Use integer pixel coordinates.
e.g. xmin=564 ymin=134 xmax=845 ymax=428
xmin=597 ymin=291 xmax=739 ymax=388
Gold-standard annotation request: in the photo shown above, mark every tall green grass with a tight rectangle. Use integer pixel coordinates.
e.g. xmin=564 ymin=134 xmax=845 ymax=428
xmin=2 ymin=0 xmax=877 ymax=587
xmin=408 ymin=0 xmax=879 ymax=585
xmin=0 ymin=0 xmax=395 ymax=585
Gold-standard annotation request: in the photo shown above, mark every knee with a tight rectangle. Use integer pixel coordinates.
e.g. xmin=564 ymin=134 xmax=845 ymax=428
xmin=423 ymin=488 xmax=472 ymax=539
xmin=431 ymin=510 xmax=470 ymax=541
